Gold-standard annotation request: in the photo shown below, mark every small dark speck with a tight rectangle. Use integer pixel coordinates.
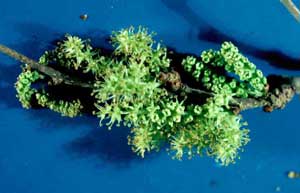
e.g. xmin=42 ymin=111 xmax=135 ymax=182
xmin=80 ymin=14 xmax=88 ymax=21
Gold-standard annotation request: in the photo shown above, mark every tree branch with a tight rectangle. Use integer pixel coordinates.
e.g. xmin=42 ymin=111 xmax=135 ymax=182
xmin=1 ymin=44 xmax=299 ymax=113
xmin=0 ymin=44 xmax=93 ymax=88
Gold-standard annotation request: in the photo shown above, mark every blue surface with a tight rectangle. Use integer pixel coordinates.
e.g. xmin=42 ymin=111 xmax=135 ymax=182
xmin=1 ymin=0 xmax=300 ymax=193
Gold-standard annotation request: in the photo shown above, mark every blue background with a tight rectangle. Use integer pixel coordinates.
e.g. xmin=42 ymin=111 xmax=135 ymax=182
xmin=1 ymin=0 xmax=300 ymax=192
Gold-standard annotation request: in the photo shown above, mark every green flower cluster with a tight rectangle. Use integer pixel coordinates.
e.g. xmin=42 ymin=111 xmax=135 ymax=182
xmin=127 ymin=98 xmax=186 ymax=158
xmin=92 ymin=60 xmax=163 ymax=127
xmin=89 ymin=28 xmax=189 ymax=158
xmin=93 ymin=61 xmax=160 ymax=108
xmin=91 ymin=52 xmax=186 ymax=158
xmin=182 ymin=42 xmax=267 ymax=98
xmin=16 ymin=27 xmax=269 ymax=165
xmin=170 ymin=93 xmax=249 ymax=165
xmin=220 ymin=42 xmax=267 ymax=97
xmin=36 ymin=92 xmax=82 ymax=117
xmin=56 ymin=36 xmax=89 ymax=70
xmin=90 ymin=28 xmax=252 ymax=165
xmin=156 ymin=94 xmax=249 ymax=166
xmin=15 ymin=68 xmax=43 ymax=108
xmin=111 ymin=26 xmax=170 ymax=74
xmin=92 ymin=27 xmax=174 ymax=131
xmin=40 ymin=35 xmax=109 ymax=78
xmin=182 ymin=56 xmax=204 ymax=81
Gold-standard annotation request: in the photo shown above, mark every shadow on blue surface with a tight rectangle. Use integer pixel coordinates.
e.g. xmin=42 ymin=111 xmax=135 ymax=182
xmin=162 ymin=0 xmax=300 ymax=71
xmin=64 ymin=124 xmax=142 ymax=168
xmin=11 ymin=22 xmax=112 ymax=58
xmin=0 ymin=64 xmax=20 ymax=108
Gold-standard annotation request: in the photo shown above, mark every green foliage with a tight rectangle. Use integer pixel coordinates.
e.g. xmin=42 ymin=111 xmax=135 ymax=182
xmin=16 ymin=27 xmax=269 ymax=166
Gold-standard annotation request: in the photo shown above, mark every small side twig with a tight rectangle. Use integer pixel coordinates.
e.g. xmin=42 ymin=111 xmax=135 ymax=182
xmin=281 ymin=0 xmax=300 ymax=22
